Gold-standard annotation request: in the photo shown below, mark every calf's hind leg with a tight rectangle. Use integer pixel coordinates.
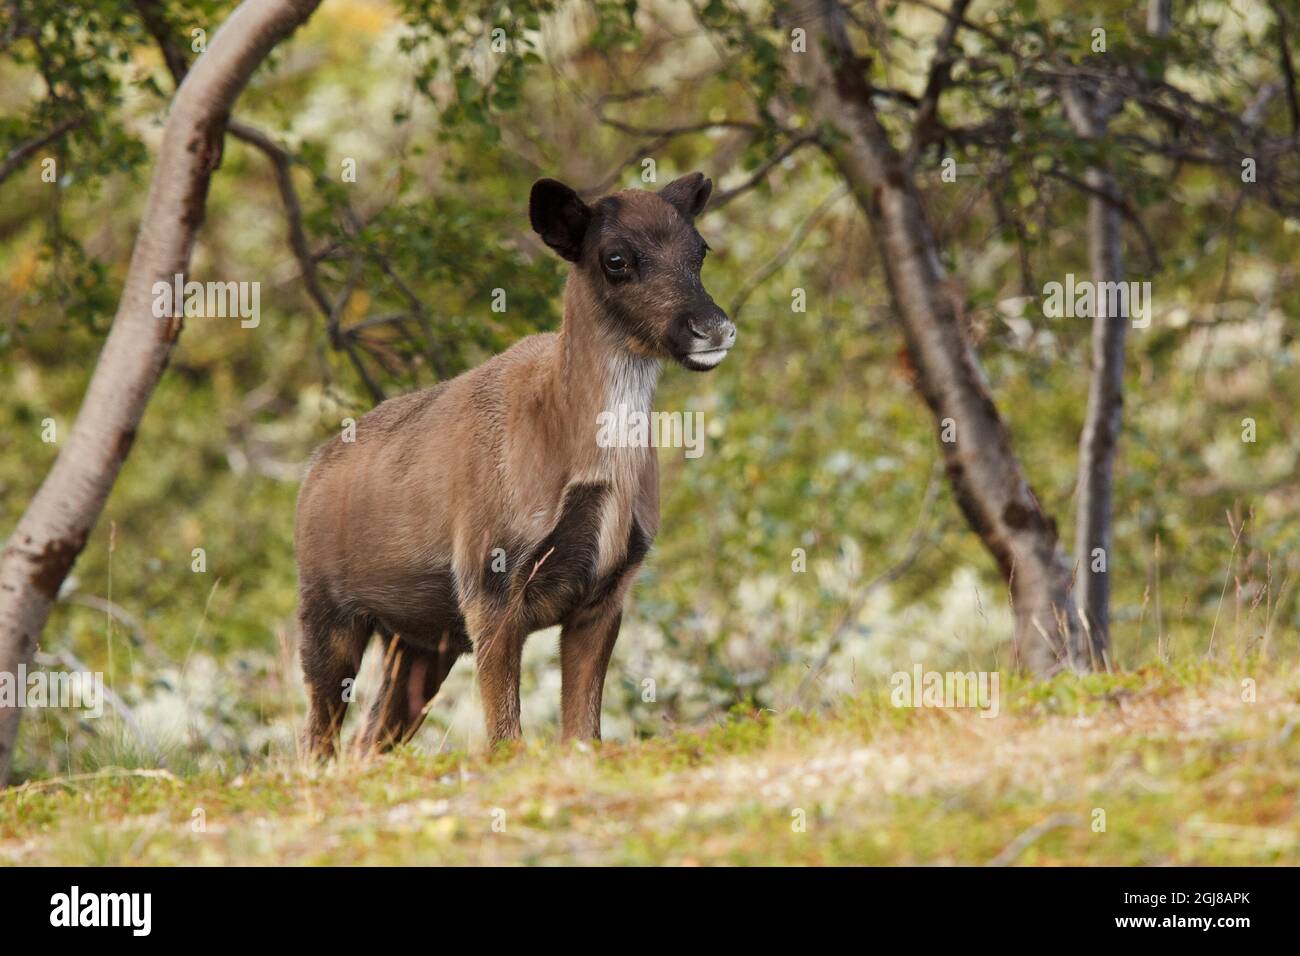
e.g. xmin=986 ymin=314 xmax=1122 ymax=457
xmin=354 ymin=632 xmax=461 ymax=755
xmin=299 ymin=600 xmax=369 ymax=760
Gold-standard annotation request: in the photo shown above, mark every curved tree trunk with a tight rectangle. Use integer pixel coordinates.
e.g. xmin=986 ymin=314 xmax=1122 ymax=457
xmin=790 ymin=0 xmax=1087 ymax=674
xmin=0 ymin=0 xmax=322 ymax=786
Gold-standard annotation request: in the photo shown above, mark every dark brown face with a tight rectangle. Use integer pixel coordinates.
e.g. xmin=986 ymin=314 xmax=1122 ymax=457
xmin=530 ymin=173 xmax=736 ymax=371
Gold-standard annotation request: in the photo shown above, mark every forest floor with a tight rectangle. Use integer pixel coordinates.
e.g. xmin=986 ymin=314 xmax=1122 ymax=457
xmin=2 ymin=661 xmax=1297 ymax=865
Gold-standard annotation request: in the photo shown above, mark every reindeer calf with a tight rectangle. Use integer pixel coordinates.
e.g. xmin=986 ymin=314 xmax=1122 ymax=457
xmin=295 ymin=173 xmax=735 ymax=756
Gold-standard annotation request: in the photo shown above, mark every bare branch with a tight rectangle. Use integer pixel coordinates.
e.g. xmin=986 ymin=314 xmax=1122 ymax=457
xmin=897 ymin=0 xmax=1015 ymax=55
xmin=908 ymin=0 xmax=972 ymax=163
xmin=134 ymin=0 xmax=416 ymax=399
xmin=226 ymin=122 xmax=333 ymax=317
xmin=132 ymin=0 xmax=190 ymax=85
xmin=1043 ymin=166 xmax=1161 ymax=273
xmin=598 ymin=117 xmax=762 ymax=138
xmin=585 ymin=117 xmax=764 ymax=196
xmin=0 ymin=115 xmax=86 ymax=187
xmin=729 ymin=186 xmax=847 ymax=320
xmin=706 ymin=132 xmax=821 ymax=213
xmin=57 ymin=592 xmax=146 ymax=647
xmin=1270 ymin=0 xmax=1300 ymax=135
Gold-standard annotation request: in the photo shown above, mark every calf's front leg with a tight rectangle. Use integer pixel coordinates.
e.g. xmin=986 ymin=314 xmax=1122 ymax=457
xmin=468 ymin=608 xmax=526 ymax=745
xmin=559 ymin=601 xmax=624 ymax=741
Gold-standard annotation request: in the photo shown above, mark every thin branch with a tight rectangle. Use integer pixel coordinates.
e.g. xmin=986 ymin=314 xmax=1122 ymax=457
xmin=328 ymin=257 xmax=387 ymax=403
xmin=897 ymin=0 xmax=1014 ymax=55
xmin=227 ymin=121 xmax=333 ymax=318
xmin=585 ymin=118 xmax=765 ymax=196
xmin=133 ymin=0 xmax=406 ymax=400
xmin=1194 ymin=189 xmax=1245 ymax=383
xmin=0 ymin=115 xmax=86 ymax=186
xmin=9 ymin=767 xmax=177 ymax=795
xmin=729 ymin=186 xmax=847 ymax=320
xmin=706 ymin=132 xmax=821 ymax=213
xmin=1214 ymin=189 xmax=1248 ymax=310
xmin=908 ymin=0 xmax=972 ymax=163
xmin=586 ymin=132 xmax=678 ymax=195
xmin=1044 ymin=166 xmax=1161 ymax=273
xmin=342 ymin=311 xmax=410 ymax=334
xmin=1270 ymin=0 xmax=1300 ymax=135
xmin=989 ymin=172 xmax=1038 ymax=296
xmin=339 ymin=206 xmax=451 ymax=379
xmin=871 ymin=86 xmax=922 ymax=108
xmin=57 ymin=592 xmax=146 ymax=647
xmin=132 ymin=0 xmax=190 ymax=85
xmin=598 ymin=117 xmax=762 ymax=138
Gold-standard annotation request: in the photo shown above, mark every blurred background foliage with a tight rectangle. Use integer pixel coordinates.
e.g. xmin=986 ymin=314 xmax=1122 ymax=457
xmin=0 ymin=0 xmax=1295 ymax=778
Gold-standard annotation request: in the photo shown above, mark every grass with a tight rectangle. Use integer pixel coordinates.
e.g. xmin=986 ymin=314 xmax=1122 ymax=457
xmin=2 ymin=660 xmax=1297 ymax=865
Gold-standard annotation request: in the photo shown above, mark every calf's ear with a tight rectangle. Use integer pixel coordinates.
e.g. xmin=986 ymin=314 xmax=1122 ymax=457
xmin=658 ymin=172 xmax=712 ymax=222
xmin=530 ymin=179 xmax=592 ymax=262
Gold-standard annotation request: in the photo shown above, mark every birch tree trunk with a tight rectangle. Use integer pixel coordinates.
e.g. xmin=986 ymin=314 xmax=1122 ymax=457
xmin=1068 ymin=0 xmax=1171 ymax=665
xmin=790 ymin=0 xmax=1087 ymax=673
xmin=1071 ymin=162 xmax=1125 ymax=667
xmin=0 ymin=0 xmax=323 ymax=786
xmin=1061 ymin=79 xmax=1125 ymax=667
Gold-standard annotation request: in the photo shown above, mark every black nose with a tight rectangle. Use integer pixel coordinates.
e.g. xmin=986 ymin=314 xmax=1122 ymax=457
xmin=687 ymin=309 xmax=734 ymax=340
xmin=680 ymin=306 xmax=735 ymax=360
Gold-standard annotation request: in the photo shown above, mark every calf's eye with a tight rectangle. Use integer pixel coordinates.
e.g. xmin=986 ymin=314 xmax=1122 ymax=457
xmin=603 ymin=252 xmax=628 ymax=274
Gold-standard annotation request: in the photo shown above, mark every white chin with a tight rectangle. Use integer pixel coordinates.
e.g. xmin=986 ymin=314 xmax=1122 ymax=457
xmin=685 ymin=349 xmax=728 ymax=369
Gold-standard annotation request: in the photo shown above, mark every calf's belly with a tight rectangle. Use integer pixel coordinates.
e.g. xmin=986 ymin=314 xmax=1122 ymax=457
xmin=341 ymin=563 xmax=467 ymax=643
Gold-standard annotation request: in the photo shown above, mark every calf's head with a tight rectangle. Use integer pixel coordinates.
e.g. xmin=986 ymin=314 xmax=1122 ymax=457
xmin=530 ymin=172 xmax=736 ymax=371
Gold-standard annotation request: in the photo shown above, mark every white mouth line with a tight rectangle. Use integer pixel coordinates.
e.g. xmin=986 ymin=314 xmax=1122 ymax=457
xmin=686 ymin=349 xmax=728 ymax=367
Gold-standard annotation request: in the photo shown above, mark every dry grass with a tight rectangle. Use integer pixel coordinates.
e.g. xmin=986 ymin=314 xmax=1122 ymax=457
xmin=2 ymin=660 xmax=1297 ymax=865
